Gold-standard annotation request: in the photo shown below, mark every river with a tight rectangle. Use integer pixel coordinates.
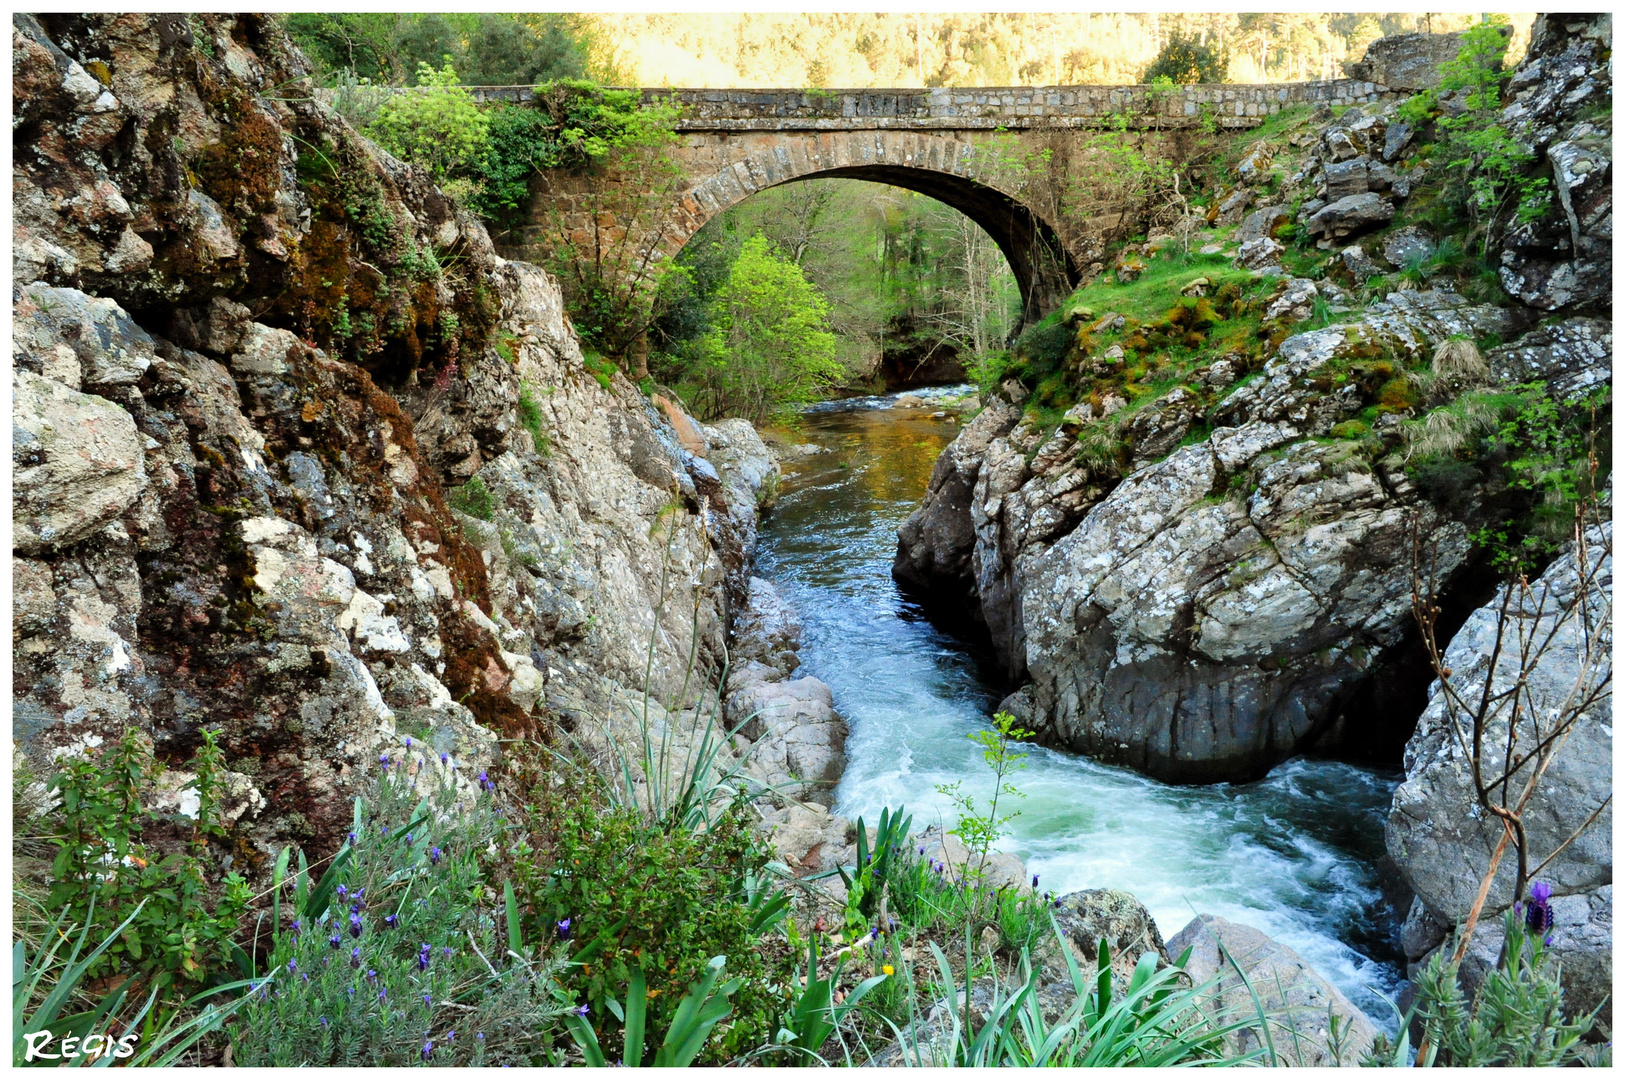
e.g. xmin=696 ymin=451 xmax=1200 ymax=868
xmin=759 ymin=387 xmax=1405 ymax=1026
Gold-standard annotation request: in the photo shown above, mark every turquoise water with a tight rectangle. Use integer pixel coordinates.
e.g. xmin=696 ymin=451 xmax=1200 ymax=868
xmin=758 ymin=390 xmax=1404 ymax=1024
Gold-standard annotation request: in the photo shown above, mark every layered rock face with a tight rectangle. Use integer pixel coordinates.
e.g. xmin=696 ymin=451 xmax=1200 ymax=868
xmin=1388 ymin=527 xmax=1612 ymax=1022
xmin=891 ymin=16 xmax=1612 ymax=784
xmin=12 ymin=14 xmax=766 ymax=855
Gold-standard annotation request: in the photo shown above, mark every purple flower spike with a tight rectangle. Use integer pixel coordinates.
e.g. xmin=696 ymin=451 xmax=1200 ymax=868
xmin=347 ymin=831 xmax=357 ymax=844
xmin=405 ymin=833 xmax=414 ymax=846
xmin=405 ymin=737 xmax=412 ymax=748
xmin=574 ymin=1004 xmax=589 ymax=1017
xmin=1525 ymin=881 xmax=1555 ymax=936
xmin=381 ymin=825 xmax=389 ymax=836
xmin=424 ymin=993 xmax=432 ymax=1006
xmin=442 ymin=945 xmax=452 ymax=957
xmin=447 ymin=1031 xmax=456 ymax=1041
xmin=350 ymin=946 xmax=361 ymax=969
xmin=422 ymin=1042 xmax=434 ymax=1061
xmin=336 ymin=884 xmax=348 ymax=900
xmin=379 ymin=989 xmax=386 ymax=1001
xmin=556 ymin=918 xmax=572 ymax=941
xmin=320 ymin=1016 xmax=329 ymax=1028
xmin=418 ymin=943 xmax=432 ymax=972
xmin=380 ymin=754 xmax=390 ymax=767
xmin=430 ymin=846 xmax=443 ymax=865
xmin=1032 ymin=874 xmax=1039 ymax=888
xmin=288 ymin=958 xmax=299 ymax=973
xmin=302 ymin=972 xmax=310 ymax=983
xmin=350 ymin=912 xmax=364 ymax=938
xmin=291 ymin=919 xmax=302 ymax=933
xmin=477 ymin=1032 xmax=484 ymax=1042
xmin=440 ymin=752 xmax=448 ymax=765
xmin=366 ymin=969 xmax=377 ymax=982
xmin=328 ymin=933 xmax=342 ymax=950
xmin=385 ymin=914 xmax=398 ymax=928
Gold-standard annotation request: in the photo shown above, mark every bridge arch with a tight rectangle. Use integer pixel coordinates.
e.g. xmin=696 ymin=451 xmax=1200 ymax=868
xmin=662 ymin=131 xmax=1079 ymax=324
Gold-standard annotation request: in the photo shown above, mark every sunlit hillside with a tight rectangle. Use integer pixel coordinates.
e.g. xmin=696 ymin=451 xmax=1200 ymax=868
xmin=590 ymin=12 xmax=1535 ymax=88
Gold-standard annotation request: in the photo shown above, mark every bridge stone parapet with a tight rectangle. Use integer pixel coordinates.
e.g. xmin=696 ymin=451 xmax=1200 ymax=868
xmin=468 ymin=79 xmax=1391 ymax=130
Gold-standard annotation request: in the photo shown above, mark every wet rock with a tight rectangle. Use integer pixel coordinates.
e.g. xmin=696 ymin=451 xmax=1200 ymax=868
xmin=731 ymin=576 xmax=802 ymax=678
xmin=1043 ymin=888 xmax=1170 ymax=986
xmin=1168 ymin=915 xmax=1379 ymax=1066
xmin=13 ymin=370 xmax=147 ymax=554
xmin=893 ymin=398 xmax=1020 ymax=597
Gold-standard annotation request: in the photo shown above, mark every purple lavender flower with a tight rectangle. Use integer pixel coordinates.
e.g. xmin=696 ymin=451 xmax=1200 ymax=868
xmin=476 ymin=1033 xmax=484 ymax=1042
xmin=328 ymin=933 xmax=342 ymax=950
xmin=430 ymin=846 xmax=443 ymax=865
xmin=379 ymin=989 xmax=387 ymax=1001
xmin=446 ymin=1031 xmax=456 ymax=1042
xmin=442 ymin=946 xmax=452 ymax=958
xmin=302 ymin=972 xmax=309 ymax=983
xmin=405 ymin=737 xmax=412 ymax=748
xmin=336 ymin=884 xmax=348 ymax=900
xmin=405 ymin=833 xmax=414 ymax=847
xmin=1032 ymin=874 xmax=1039 ymax=889
xmin=380 ymin=754 xmax=390 ymax=767
xmin=1525 ymin=881 xmax=1555 ymax=939
xmin=440 ymin=752 xmax=449 ymax=765
xmin=422 ymin=1042 xmax=434 ymax=1061
xmin=385 ymin=914 xmax=398 ymax=928
xmin=350 ymin=912 xmax=363 ymax=938
xmin=556 ymin=918 xmax=572 ymax=941
xmin=381 ymin=825 xmax=390 ymax=836
xmin=320 ymin=1016 xmax=329 ymax=1028
xmin=574 ymin=1004 xmax=589 ymax=1017
xmin=350 ymin=946 xmax=361 ymax=969
xmin=288 ymin=958 xmax=299 ymax=973
xmin=418 ymin=943 xmax=432 ymax=972
xmin=366 ymin=969 xmax=377 ymax=983
xmin=354 ymin=888 xmax=365 ymax=903
xmin=424 ymin=993 xmax=432 ymax=1007
xmin=347 ymin=831 xmax=357 ymax=844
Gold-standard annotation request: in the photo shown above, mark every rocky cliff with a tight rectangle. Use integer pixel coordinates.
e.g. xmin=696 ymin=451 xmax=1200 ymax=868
xmin=894 ymin=15 xmax=1611 ymax=785
xmin=12 ymin=14 xmax=774 ymax=859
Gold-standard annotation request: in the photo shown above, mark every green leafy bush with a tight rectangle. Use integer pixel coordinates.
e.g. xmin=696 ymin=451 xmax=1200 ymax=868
xmin=367 ymin=62 xmax=490 ymax=193
xmin=683 ymin=234 xmax=843 ymax=423
xmin=1367 ymin=908 xmax=1600 ymax=1066
xmin=447 ymin=475 xmax=496 ymax=520
xmin=1140 ymin=32 xmax=1228 ymax=85
xmin=232 ymin=764 xmax=570 ymax=1066
xmin=510 ymin=791 xmax=793 ymax=1064
xmin=45 ymin=728 xmax=250 ymax=991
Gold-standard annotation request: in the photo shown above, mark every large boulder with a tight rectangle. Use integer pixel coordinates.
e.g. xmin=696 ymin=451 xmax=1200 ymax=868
xmin=893 ymin=398 xmax=1020 ymax=599
xmin=1343 ymin=28 xmax=1510 ymax=91
xmin=1387 ymin=527 xmax=1612 ymax=1022
xmin=13 ymin=369 xmax=146 ymax=553
xmin=1168 ymin=915 xmax=1379 ymax=1067
xmin=1305 ymin=192 xmax=1396 ymax=245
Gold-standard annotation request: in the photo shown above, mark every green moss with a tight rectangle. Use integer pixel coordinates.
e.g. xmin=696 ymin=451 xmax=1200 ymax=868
xmin=447 ymin=475 xmax=497 ymax=520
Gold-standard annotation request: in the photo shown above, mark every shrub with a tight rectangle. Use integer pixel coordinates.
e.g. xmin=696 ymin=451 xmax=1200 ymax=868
xmin=231 ymin=764 xmax=570 ymax=1067
xmin=510 ymin=791 xmax=793 ymax=1064
xmin=1141 ymin=32 xmax=1228 ymax=85
xmin=470 ymin=105 xmax=557 ymax=229
xmin=367 ymin=62 xmax=490 ymax=191
xmin=447 ymin=475 xmax=496 ymax=520
xmin=45 ymin=728 xmax=250 ymax=992
xmin=1367 ymin=908 xmax=1599 ymax=1066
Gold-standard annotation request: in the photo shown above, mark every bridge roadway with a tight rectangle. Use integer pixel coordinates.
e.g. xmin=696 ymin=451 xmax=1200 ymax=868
xmin=468 ymin=78 xmax=1391 ymax=131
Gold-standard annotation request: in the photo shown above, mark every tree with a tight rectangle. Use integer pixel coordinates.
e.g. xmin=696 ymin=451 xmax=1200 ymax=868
xmin=366 ymin=61 xmax=489 ymax=192
xmin=458 ymin=14 xmax=587 ymax=86
xmin=1140 ymin=31 xmax=1228 ymax=84
xmin=688 ymin=235 xmax=842 ymax=422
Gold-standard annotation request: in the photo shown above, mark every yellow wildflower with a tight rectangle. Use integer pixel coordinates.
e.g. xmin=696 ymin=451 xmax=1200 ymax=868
xmin=882 ymin=965 xmax=894 ymax=976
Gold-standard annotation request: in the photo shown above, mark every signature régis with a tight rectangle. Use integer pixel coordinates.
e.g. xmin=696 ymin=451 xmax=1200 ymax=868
xmin=21 ymin=1030 xmax=139 ymax=1062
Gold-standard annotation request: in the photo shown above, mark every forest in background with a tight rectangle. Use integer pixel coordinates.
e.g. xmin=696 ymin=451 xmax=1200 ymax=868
xmin=287 ymin=12 xmax=1536 ymax=91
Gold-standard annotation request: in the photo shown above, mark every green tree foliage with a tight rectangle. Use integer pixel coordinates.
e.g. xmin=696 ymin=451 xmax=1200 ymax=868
xmin=683 ymin=235 xmax=843 ymax=422
xmin=285 ymin=13 xmax=588 ymax=86
xmin=1400 ymin=17 xmax=1548 ymax=256
xmin=45 ymin=728 xmax=251 ymax=992
xmin=1141 ymin=31 xmax=1229 ymax=84
xmin=366 ymin=61 xmax=489 ymax=192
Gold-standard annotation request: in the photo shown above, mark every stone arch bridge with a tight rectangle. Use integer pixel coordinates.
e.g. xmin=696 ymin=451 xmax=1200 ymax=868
xmin=479 ymin=79 xmax=1391 ymax=325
